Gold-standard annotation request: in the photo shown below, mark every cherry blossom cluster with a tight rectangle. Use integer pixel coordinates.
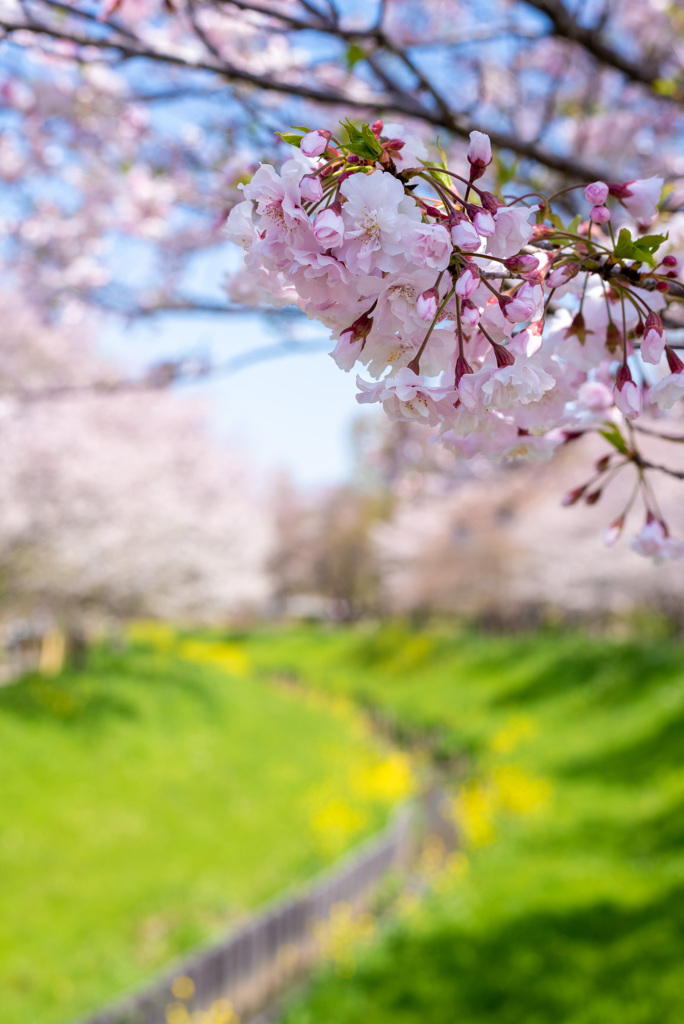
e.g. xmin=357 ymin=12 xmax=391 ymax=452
xmin=226 ymin=120 xmax=684 ymax=561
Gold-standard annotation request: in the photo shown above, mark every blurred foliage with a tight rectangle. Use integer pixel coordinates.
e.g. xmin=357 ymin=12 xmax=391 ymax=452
xmin=240 ymin=624 xmax=684 ymax=1024
xmin=0 ymin=628 xmax=410 ymax=1024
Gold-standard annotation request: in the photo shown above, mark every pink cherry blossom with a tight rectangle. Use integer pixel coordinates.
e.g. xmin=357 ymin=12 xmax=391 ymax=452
xmin=631 ymin=519 xmax=684 ymax=562
xmin=486 ymin=205 xmax=538 ymax=259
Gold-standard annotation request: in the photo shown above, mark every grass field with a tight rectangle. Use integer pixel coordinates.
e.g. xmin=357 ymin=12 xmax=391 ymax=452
xmin=0 ymin=625 xmax=412 ymax=1024
xmin=240 ymin=625 xmax=684 ymax=1024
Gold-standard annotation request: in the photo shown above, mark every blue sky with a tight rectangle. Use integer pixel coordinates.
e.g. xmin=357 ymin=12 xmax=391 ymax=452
xmin=101 ymin=310 xmax=378 ymax=488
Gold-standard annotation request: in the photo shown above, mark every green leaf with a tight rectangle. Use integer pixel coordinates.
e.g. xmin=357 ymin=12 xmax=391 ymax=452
xmin=634 ymin=232 xmax=669 ymax=254
xmin=567 ymin=214 xmax=581 ymax=235
xmin=548 ymin=212 xmax=566 ymax=232
xmin=598 ymin=424 xmax=628 ymax=456
xmin=614 ymin=228 xmax=668 ymax=267
xmin=340 ymin=118 xmax=383 ymax=161
xmin=276 ymin=131 xmax=303 ymax=147
xmin=289 ymin=125 xmax=311 ymax=133
xmin=435 ymin=136 xmax=448 ymax=170
xmin=345 ymin=43 xmax=365 ymax=70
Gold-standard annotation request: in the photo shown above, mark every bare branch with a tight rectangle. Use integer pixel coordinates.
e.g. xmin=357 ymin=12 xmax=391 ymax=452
xmin=523 ymin=0 xmax=680 ymax=102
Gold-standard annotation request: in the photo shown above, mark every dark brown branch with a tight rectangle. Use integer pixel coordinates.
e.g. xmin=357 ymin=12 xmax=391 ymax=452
xmin=0 ymin=11 xmax=605 ymax=180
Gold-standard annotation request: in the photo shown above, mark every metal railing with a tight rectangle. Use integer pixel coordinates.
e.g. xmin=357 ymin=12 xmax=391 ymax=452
xmin=79 ymin=803 xmax=419 ymax=1024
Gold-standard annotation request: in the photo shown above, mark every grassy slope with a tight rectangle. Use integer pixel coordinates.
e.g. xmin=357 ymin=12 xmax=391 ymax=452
xmin=0 ymin=631 xmax=407 ymax=1024
xmin=243 ymin=625 xmax=684 ymax=1024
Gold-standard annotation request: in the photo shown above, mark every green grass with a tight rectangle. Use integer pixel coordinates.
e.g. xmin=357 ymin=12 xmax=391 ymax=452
xmin=239 ymin=624 xmax=684 ymax=1024
xmin=0 ymin=630 xmax=407 ymax=1024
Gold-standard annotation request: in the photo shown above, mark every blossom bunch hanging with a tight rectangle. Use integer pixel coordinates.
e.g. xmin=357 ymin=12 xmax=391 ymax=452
xmin=226 ymin=120 xmax=684 ymax=560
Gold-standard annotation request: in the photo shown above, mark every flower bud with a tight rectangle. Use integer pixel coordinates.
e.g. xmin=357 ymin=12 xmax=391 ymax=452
xmin=467 ymin=131 xmax=492 ymax=180
xmin=590 ymin=205 xmax=611 ymax=225
xmin=473 ymin=209 xmax=495 ymax=237
xmin=562 ymin=484 xmax=588 ymax=507
xmin=449 ymin=217 xmax=481 ymax=252
xmin=300 ymin=174 xmax=323 ymax=202
xmin=642 ymin=311 xmax=666 ymax=364
xmin=417 ymin=288 xmax=439 ymax=322
xmin=312 ymin=203 xmax=344 ymax=247
xmin=546 ymin=263 xmax=579 ymax=288
xmin=504 ymin=254 xmax=539 ymax=274
xmin=604 ymin=517 xmax=625 ymax=547
xmin=584 ymin=181 xmax=609 ymax=206
xmin=455 ymin=266 xmax=479 ymax=300
xmin=300 ymin=129 xmax=331 ymax=158
xmin=662 ymin=254 xmax=678 ymax=268
xmin=371 ymin=120 xmax=384 ymax=137
xmin=460 ymin=299 xmax=480 ymax=327
xmin=614 ymin=363 xmax=642 ymax=420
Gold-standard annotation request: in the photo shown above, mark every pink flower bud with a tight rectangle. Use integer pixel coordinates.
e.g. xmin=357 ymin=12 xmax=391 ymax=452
xmin=455 ymin=266 xmax=479 ymax=300
xmin=562 ymin=484 xmax=588 ymax=507
xmin=312 ymin=206 xmax=344 ymax=247
xmin=300 ymin=129 xmax=331 ymax=158
xmin=450 ymin=218 xmax=481 ymax=252
xmin=590 ymin=205 xmax=611 ymax=225
xmin=614 ymin=363 xmax=642 ymax=420
xmin=641 ymin=311 xmax=665 ymax=364
xmin=584 ymin=181 xmax=609 ymax=206
xmin=460 ymin=300 xmax=480 ymax=327
xmin=504 ymin=254 xmax=539 ymax=274
xmin=417 ymin=288 xmax=439 ymax=321
xmin=662 ymin=254 xmax=678 ymax=268
xmin=371 ymin=120 xmax=384 ymax=137
xmin=473 ymin=209 xmax=495 ymax=237
xmin=300 ymin=174 xmax=323 ymax=202
xmin=546 ymin=263 xmax=579 ymax=288
xmin=467 ymin=131 xmax=492 ymax=180
xmin=604 ymin=518 xmax=625 ymax=547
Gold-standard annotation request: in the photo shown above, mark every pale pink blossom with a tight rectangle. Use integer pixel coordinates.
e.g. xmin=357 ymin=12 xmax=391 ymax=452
xmin=631 ymin=519 xmax=684 ymax=562
xmin=404 ymin=222 xmax=452 ymax=270
xmin=613 ymin=176 xmax=664 ymax=224
xmin=649 ymin=369 xmax=684 ymax=410
xmin=486 ymin=205 xmax=538 ymax=259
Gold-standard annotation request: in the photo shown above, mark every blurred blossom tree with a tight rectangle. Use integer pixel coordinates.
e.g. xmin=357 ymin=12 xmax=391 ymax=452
xmin=3 ymin=0 xmax=684 ymax=557
xmin=0 ymin=294 xmax=273 ymax=629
